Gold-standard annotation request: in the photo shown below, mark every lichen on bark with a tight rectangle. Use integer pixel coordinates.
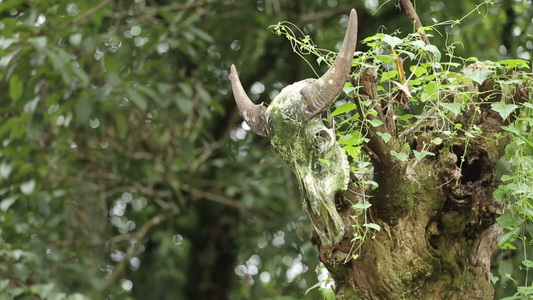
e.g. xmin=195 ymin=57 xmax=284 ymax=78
xmin=314 ymin=68 xmax=530 ymax=299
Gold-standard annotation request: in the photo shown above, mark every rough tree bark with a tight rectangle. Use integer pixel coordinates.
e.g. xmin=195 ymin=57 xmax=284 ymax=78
xmin=308 ymin=3 xmax=532 ymax=299
xmin=230 ymin=3 xmax=531 ymax=298
xmin=315 ymin=69 xmax=530 ymax=299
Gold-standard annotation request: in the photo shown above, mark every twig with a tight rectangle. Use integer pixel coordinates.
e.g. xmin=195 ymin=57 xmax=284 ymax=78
xmin=157 ymin=0 xmax=208 ymax=11
xmin=400 ymin=0 xmax=442 ymax=72
xmin=181 ymin=184 xmax=244 ymax=208
xmin=399 ymin=108 xmax=435 ymax=139
xmin=399 ymin=0 xmax=430 ymax=45
xmin=350 ymin=71 xmax=397 ymax=169
xmin=102 ymin=212 xmax=167 ymax=290
xmin=59 ymin=0 xmax=112 ymax=30
xmin=299 ymin=4 xmax=354 ymax=22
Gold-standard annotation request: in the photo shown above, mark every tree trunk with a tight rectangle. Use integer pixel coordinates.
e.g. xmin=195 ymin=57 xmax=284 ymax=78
xmin=314 ymin=76 xmax=529 ymax=299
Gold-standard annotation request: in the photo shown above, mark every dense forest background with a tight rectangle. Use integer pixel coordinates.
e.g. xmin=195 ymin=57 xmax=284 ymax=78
xmin=0 ymin=0 xmax=531 ymax=299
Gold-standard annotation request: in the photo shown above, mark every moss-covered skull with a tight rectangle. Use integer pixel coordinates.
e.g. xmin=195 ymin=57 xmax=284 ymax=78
xmin=230 ymin=10 xmax=358 ymax=245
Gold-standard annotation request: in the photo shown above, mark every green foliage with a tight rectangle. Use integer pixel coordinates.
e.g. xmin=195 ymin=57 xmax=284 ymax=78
xmin=492 ymin=101 xmax=533 ymax=298
xmin=0 ymin=1 xmax=313 ymax=299
xmin=275 ymin=3 xmax=532 ymax=296
xmin=0 ymin=0 xmax=531 ymax=299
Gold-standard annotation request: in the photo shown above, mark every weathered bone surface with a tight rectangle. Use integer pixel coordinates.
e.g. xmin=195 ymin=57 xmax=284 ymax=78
xmin=230 ymin=9 xmax=358 ymax=245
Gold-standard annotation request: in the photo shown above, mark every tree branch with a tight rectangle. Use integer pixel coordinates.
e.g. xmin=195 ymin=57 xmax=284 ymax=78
xmin=399 ymin=108 xmax=435 ymax=139
xmin=299 ymin=4 xmax=355 ymax=22
xmin=102 ymin=212 xmax=168 ymax=290
xmin=181 ymin=184 xmax=244 ymax=208
xmin=59 ymin=0 xmax=112 ymax=30
xmin=351 ymin=70 xmax=398 ymax=169
xmin=400 ymin=0 xmax=430 ymax=45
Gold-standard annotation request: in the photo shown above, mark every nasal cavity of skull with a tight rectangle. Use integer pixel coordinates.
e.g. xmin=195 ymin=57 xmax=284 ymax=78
xmin=451 ymin=145 xmax=483 ymax=184
xmin=313 ymin=130 xmax=332 ymax=152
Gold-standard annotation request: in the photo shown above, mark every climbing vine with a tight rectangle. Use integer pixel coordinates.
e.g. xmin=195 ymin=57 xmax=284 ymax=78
xmin=270 ymin=4 xmax=532 ymax=297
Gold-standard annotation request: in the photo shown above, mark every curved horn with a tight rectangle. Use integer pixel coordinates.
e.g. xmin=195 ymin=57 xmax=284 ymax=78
xmin=301 ymin=9 xmax=358 ymax=120
xmin=230 ymin=64 xmax=268 ymax=137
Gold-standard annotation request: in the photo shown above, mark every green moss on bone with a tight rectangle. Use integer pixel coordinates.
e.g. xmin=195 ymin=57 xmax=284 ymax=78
xmin=265 ymin=79 xmax=349 ymax=245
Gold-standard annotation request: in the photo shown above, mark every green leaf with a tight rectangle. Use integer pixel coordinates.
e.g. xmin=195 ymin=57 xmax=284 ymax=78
xmin=396 ymin=114 xmax=414 ymax=121
xmin=30 ymin=283 xmax=55 ymax=298
xmin=421 ymin=81 xmax=437 ymax=102
xmin=46 ymin=48 xmax=71 ymax=84
xmin=496 ymin=214 xmax=524 ymax=229
xmin=422 ymin=44 xmax=441 ymax=61
xmin=339 ymin=132 xmax=364 ymax=146
xmin=413 ymin=150 xmax=435 ymax=161
xmin=27 ymin=111 xmax=44 ymax=140
xmin=521 ymin=208 xmax=533 ymax=218
xmin=20 ymin=180 xmax=36 ymax=195
xmin=363 ymin=223 xmax=381 ymax=231
xmin=305 ymin=281 xmax=322 ymax=295
xmin=522 ymin=260 xmax=533 ymax=268
xmin=498 ymin=227 xmax=520 ymax=248
xmin=439 ymin=102 xmax=464 ymax=117
xmin=380 ymin=70 xmax=398 ymax=83
xmin=175 ymin=95 xmax=192 ymax=113
xmin=493 ymin=186 xmax=509 ymax=201
xmin=522 ymin=102 xmax=533 ymax=109
xmin=189 ymin=27 xmax=214 ymax=43
xmin=517 ymin=286 xmax=533 ymax=295
xmin=318 ymin=158 xmax=330 ymax=167
xmin=500 ymin=175 xmax=514 ymax=182
xmin=126 ymin=87 xmax=148 ymax=111
xmin=178 ymin=82 xmax=194 ymax=97
xmin=105 ymin=55 xmax=118 ymax=73
xmin=369 ymin=119 xmax=383 ymax=127
xmin=410 ymin=40 xmax=426 ymax=50
xmin=9 ymin=74 xmax=23 ymax=102
xmin=382 ymin=35 xmax=402 ymax=48
xmin=376 ymin=132 xmax=392 ymax=143
xmin=375 ymin=55 xmax=396 ymax=64
xmin=353 ymin=203 xmax=372 ymax=210
xmin=0 ymin=196 xmax=18 ymax=211
xmin=0 ymin=279 xmax=9 ymax=290
xmin=497 ymin=59 xmax=530 ymax=69
xmin=390 ymin=150 xmax=409 ymax=162
xmin=69 ymin=293 xmax=90 ymax=300
xmin=0 ymin=162 xmax=12 ymax=179
xmin=489 ymin=273 xmax=499 ymax=285
xmin=342 ymin=86 xmax=357 ymax=95
xmin=412 ymin=65 xmax=427 ymax=77
xmin=69 ymin=33 xmax=83 ymax=46
xmin=343 ymin=145 xmax=361 ymax=159
xmin=463 ymin=69 xmax=493 ymax=85
xmin=332 ymin=103 xmax=357 ymax=116
xmin=491 ymin=102 xmax=518 ymax=120
xmin=115 ymin=112 xmax=128 ymax=138
xmin=137 ymin=85 xmax=163 ymax=106
xmin=362 ymin=179 xmax=379 ymax=190
xmin=196 ymin=85 xmax=211 ymax=104
xmin=71 ymin=65 xmax=90 ymax=87
xmin=76 ymin=97 xmax=93 ymax=124
xmin=30 ymin=36 xmax=47 ymax=51
xmin=499 ymin=243 xmax=517 ymax=250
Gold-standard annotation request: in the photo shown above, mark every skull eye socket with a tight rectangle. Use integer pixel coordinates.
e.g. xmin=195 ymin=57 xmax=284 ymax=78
xmin=313 ymin=130 xmax=333 ymax=153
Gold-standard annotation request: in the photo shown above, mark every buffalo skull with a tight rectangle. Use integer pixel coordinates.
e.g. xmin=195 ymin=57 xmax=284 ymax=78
xmin=230 ymin=9 xmax=358 ymax=245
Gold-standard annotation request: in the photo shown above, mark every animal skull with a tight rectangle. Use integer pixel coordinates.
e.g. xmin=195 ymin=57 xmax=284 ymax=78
xmin=230 ymin=10 xmax=358 ymax=245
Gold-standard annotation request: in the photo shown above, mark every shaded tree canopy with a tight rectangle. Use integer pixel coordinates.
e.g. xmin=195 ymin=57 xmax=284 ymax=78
xmin=0 ymin=0 xmax=531 ymax=299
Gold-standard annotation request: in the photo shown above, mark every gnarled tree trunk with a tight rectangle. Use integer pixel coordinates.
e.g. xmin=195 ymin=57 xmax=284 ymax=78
xmin=315 ymin=75 xmax=529 ymax=299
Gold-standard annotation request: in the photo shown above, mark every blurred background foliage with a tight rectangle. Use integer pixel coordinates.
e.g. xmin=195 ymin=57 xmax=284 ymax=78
xmin=0 ymin=0 xmax=531 ymax=299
